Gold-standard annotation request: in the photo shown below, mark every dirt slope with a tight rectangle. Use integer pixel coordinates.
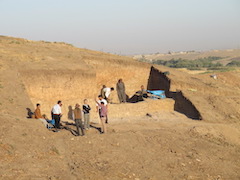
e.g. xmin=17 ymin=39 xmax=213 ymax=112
xmin=0 ymin=36 xmax=240 ymax=180
xmin=167 ymin=66 xmax=240 ymax=123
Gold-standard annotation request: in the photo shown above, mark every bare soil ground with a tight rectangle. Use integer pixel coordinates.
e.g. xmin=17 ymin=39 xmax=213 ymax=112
xmin=1 ymin=112 xmax=240 ymax=180
xmin=0 ymin=36 xmax=240 ymax=180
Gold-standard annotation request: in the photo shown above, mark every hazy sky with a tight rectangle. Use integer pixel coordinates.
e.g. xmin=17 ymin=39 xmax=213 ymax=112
xmin=0 ymin=0 xmax=240 ymax=55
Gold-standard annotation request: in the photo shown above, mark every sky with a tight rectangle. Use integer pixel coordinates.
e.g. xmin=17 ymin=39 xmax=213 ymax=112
xmin=0 ymin=0 xmax=240 ymax=55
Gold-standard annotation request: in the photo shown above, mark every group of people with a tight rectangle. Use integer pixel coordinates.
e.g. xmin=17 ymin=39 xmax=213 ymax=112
xmin=100 ymin=78 xmax=127 ymax=104
xmin=71 ymin=99 xmax=91 ymax=136
xmin=33 ymin=79 xmax=148 ymax=136
xmin=34 ymin=99 xmax=92 ymax=135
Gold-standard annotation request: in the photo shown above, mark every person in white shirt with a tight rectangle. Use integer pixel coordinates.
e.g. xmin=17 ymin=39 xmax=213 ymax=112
xmin=103 ymin=87 xmax=114 ymax=103
xmin=52 ymin=100 xmax=62 ymax=130
xmin=96 ymin=95 xmax=109 ymax=123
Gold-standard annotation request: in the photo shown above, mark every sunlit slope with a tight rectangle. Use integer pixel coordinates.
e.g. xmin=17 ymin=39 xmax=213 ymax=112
xmin=0 ymin=36 xmax=150 ymax=117
xmin=0 ymin=36 xmax=239 ymax=123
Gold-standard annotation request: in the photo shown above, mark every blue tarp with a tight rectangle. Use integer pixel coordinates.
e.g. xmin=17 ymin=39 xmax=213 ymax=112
xmin=147 ymin=90 xmax=166 ymax=99
xmin=47 ymin=119 xmax=55 ymax=126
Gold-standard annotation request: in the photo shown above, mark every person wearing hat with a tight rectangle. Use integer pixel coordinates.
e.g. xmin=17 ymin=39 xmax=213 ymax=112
xmin=73 ymin=103 xmax=84 ymax=136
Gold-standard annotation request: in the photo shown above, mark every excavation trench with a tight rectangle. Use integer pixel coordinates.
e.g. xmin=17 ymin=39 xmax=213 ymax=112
xmin=20 ymin=66 xmax=202 ymax=121
xmin=147 ymin=66 xmax=202 ymax=120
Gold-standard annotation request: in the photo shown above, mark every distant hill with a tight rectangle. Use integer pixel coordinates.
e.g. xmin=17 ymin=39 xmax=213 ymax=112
xmin=133 ymin=49 xmax=240 ymax=66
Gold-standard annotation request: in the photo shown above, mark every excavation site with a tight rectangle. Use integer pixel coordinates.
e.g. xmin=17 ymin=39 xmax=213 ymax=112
xmin=19 ymin=64 xmax=202 ymax=121
xmin=0 ymin=36 xmax=240 ymax=180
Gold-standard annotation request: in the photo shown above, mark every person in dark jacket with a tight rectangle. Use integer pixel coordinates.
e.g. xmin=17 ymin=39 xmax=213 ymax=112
xmin=82 ymin=99 xmax=91 ymax=130
xmin=135 ymin=85 xmax=148 ymax=98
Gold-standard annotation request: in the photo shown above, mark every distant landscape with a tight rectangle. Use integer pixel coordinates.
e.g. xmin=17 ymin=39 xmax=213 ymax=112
xmin=134 ymin=49 xmax=240 ymax=72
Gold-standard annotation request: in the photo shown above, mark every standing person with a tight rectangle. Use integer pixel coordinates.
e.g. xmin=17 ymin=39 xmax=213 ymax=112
xmin=34 ymin=104 xmax=48 ymax=128
xmin=96 ymin=95 xmax=108 ymax=123
xmin=73 ymin=103 xmax=84 ymax=136
xmin=100 ymin=85 xmax=106 ymax=99
xmin=116 ymin=79 xmax=126 ymax=103
xmin=103 ymin=87 xmax=114 ymax=103
xmin=96 ymin=100 xmax=107 ymax=134
xmin=52 ymin=100 xmax=62 ymax=131
xmin=83 ymin=99 xmax=91 ymax=130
